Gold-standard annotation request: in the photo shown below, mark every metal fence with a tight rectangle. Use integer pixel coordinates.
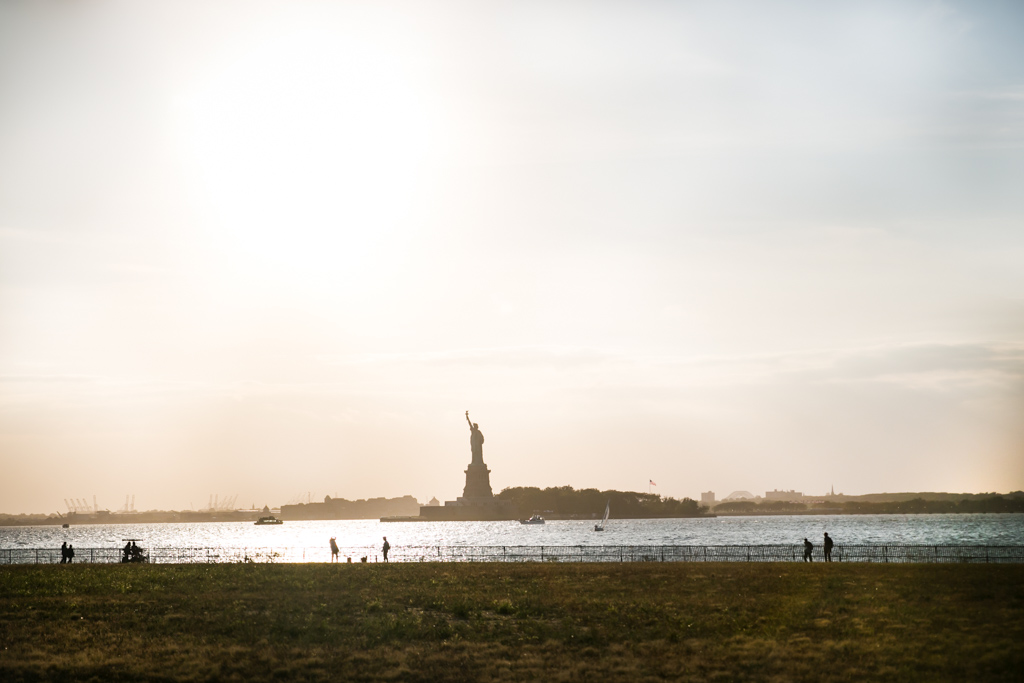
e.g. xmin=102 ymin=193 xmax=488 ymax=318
xmin=3 ymin=544 xmax=1024 ymax=565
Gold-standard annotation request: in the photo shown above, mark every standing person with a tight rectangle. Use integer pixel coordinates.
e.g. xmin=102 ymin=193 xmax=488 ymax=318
xmin=382 ymin=536 xmax=390 ymax=563
xmin=329 ymin=537 xmax=339 ymax=563
xmin=823 ymin=532 xmax=834 ymax=562
xmin=67 ymin=544 xmax=75 ymax=564
xmin=803 ymin=538 xmax=813 ymax=562
xmin=60 ymin=542 xmax=68 ymax=564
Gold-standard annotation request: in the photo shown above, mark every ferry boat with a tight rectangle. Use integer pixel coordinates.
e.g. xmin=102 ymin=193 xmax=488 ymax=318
xmin=254 ymin=515 xmax=283 ymax=525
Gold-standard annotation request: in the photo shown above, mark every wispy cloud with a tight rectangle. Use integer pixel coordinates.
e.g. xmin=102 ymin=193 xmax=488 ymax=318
xmin=321 ymin=346 xmax=620 ymax=369
xmin=954 ymin=85 xmax=1024 ymax=102
xmin=0 ymin=227 xmax=84 ymax=246
xmin=663 ymin=342 xmax=1024 ymax=390
xmin=316 ymin=341 xmax=1024 ymax=392
xmin=0 ymin=374 xmax=99 ymax=383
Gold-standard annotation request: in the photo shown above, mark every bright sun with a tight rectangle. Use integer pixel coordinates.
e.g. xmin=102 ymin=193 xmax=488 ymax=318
xmin=176 ymin=25 xmax=442 ymax=299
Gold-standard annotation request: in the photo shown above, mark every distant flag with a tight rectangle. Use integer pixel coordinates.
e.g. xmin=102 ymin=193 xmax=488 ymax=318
xmin=650 ymin=480 xmax=657 ymax=486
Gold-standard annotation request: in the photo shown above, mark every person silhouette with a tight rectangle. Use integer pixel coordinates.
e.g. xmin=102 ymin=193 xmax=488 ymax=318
xmin=823 ymin=532 xmax=834 ymax=562
xmin=329 ymin=537 xmax=339 ymax=563
xmin=67 ymin=544 xmax=75 ymax=564
xmin=60 ymin=541 xmax=68 ymax=564
xmin=803 ymin=538 xmax=813 ymax=562
xmin=382 ymin=536 xmax=390 ymax=563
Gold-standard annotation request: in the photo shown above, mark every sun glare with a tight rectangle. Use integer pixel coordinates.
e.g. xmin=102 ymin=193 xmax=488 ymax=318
xmin=175 ymin=26 xmax=441 ymax=299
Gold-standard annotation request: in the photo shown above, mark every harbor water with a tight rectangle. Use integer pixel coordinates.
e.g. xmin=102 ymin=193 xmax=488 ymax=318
xmin=3 ymin=513 xmax=1022 ymax=563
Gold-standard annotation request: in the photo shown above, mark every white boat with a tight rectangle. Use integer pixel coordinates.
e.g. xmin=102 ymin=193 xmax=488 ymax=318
xmin=594 ymin=500 xmax=610 ymax=532
xmin=520 ymin=514 xmax=545 ymax=524
xmin=255 ymin=515 xmax=283 ymax=525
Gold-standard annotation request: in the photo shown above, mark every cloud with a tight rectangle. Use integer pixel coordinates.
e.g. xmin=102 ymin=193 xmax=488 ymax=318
xmin=314 ymin=341 xmax=1024 ymax=401
xmin=653 ymin=342 xmax=1024 ymax=395
xmin=322 ymin=345 xmax=620 ymax=369
xmin=0 ymin=227 xmax=84 ymax=246
xmin=0 ymin=374 xmax=98 ymax=383
xmin=823 ymin=343 xmax=1024 ymax=379
xmin=955 ymin=86 xmax=1024 ymax=102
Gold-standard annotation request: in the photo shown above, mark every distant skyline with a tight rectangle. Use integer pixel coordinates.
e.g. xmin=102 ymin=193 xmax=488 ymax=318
xmin=2 ymin=1 xmax=1023 ymax=514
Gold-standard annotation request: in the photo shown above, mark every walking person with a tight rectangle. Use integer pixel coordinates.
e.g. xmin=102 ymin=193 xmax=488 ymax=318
xmin=329 ymin=537 xmax=339 ymax=563
xmin=382 ymin=536 xmax=390 ymax=563
xmin=803 ymin=538 xmax=813 ymax=562
xmin=67 ymin=544 xmax=75 ymax=564
xmin=60 ymin=541 xmax=68 ymax=564
xmin=823 ymin=532 xmax=834 ymax=562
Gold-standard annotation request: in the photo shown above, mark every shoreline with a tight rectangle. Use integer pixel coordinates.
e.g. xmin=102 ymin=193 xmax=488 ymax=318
xmin=5 ymin=508 xmax=1023 ymax=528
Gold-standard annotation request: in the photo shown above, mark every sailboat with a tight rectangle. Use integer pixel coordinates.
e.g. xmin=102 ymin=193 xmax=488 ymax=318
xmin=594 ymin=500 xmax=610 ymax=532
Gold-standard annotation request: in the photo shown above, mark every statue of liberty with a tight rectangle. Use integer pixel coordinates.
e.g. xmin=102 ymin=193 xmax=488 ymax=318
xmin=466 ymin=411 xmax=484 ymax=465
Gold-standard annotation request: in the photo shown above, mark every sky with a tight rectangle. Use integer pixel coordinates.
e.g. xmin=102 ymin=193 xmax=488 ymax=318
xmin=1 ymin=0 xmax=1022 ymax=514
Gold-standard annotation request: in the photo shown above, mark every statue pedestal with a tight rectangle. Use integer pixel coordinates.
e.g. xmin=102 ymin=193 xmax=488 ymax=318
xmin=412 ymin=429 xmax=520 ymax=520
xmin=462 ymin=462 xmax=494 ymax=499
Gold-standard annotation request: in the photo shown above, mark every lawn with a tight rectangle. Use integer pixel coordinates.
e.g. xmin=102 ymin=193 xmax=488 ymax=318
xmin=1 ymin=562 xmax=1021 ymax=681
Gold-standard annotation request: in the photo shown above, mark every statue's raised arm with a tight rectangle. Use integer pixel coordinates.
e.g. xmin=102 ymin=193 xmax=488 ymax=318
xmin=466 ymin=411 xmax=484 ymax=464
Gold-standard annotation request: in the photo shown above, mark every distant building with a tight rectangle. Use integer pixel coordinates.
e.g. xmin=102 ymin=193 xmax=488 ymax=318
xmin=765 ymin=489 xmax=804 ymax=502
xmin=724 ymin=490 xmax=755 ymax=501
xmin=281 ymin=495 xmax=420 ymax=520
xmin=700 ymin=491 xmax=716 ymax=506
xmin=426 ymin=497 xmax=440 ymax=507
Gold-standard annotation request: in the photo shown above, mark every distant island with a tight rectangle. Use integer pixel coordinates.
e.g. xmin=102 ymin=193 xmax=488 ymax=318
xmin=496 ymin=486 xmax=708 ymax=519
xmin=0 ymin=495 xmax=422 ymax=527
xmin=2 ymin=490 xmax=1022 ymax=527
xmin=709 ymin=491 xmax=1024 ymax=516
xmin=0 ymin=508 xmax=270 ymax=527
xmin=280 ymin=495 xmax=420 ymax=520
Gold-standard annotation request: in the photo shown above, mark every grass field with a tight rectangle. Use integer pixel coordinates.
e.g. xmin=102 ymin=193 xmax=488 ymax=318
xmin=1 ymin=562 xmax=1022 ymax=682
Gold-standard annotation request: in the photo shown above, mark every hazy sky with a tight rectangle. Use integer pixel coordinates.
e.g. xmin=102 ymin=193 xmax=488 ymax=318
xmin=2 ymin=1 xmax=1023 ymax=514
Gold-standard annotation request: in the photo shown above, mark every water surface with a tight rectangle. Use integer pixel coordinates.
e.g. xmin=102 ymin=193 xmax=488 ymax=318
xmin=3 ymin=513 xmax=1021 ymax=562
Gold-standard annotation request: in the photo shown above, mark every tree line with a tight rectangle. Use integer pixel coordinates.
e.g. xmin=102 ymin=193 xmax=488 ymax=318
xmin=713 ymin=495 xmax=1024 ymax=515
xmin=497 ymin=486 xmax=706 ymax=518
